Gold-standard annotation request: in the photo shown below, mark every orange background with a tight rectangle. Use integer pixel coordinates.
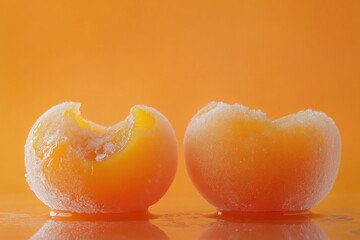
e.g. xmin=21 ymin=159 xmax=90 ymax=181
xmin=0 ymin=0 xmax=359 ymax=209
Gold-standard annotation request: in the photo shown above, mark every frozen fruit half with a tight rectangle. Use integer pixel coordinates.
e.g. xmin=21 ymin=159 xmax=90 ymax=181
xmin=184 ymin=102 xmax=341 ymax=212
xmin=25 ymin=102 xmax=178 ymax=213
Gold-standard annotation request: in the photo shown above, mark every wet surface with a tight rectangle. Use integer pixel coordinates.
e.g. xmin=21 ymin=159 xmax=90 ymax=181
xmin=1 ymin=194 xmax=359 ymax=239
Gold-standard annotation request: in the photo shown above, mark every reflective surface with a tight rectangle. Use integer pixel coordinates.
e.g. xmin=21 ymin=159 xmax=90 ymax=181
xmin=1 ymin=1 xmax=359 ymax=239
xmin=1 ymin=194 xmax=359 ymax=239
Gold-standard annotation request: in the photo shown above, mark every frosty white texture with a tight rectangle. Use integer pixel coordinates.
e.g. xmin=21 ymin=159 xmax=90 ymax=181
xmin=24 ymin=102 xmax=177 ymax=213
xmin=184 ymin=102 xmax=341 ymax=212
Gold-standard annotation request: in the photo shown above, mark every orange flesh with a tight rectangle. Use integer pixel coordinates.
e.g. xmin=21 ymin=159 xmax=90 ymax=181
xmin=25 ymin=102 xmax=178 ymax=214
xmin=184 ymin=102 xmax=341 ymax=212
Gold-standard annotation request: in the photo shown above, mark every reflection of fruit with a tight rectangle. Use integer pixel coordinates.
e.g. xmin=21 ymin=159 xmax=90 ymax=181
xmin=25 ymin=102 xmax=177 ymax=213
xmin=200 ymin=218 xmax=327 ymax=240
xmin=31 ymin=220 xmax=169 ymax=240
xmin=184 ymin=102 xmax=341 ymax=212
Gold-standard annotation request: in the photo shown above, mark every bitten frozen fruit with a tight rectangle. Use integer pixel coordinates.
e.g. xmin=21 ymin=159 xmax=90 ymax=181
xmin=184 ymin=102 xmax=341 ymax=212
xmin=25 ymin=102 xmax=177 ymax=213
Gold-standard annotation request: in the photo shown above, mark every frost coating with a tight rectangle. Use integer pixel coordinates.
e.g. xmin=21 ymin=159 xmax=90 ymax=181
xmin=184 ymin=102 xmax=341 ymax=212
xmin=25 ymin=102 xmax=178 ymax=213
xmin=30 ymin=102 xmax=133 ymax=163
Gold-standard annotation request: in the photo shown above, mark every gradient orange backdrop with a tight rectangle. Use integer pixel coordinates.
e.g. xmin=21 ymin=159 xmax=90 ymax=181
xmin=0 ymin=0 xmax=359 ymax=210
